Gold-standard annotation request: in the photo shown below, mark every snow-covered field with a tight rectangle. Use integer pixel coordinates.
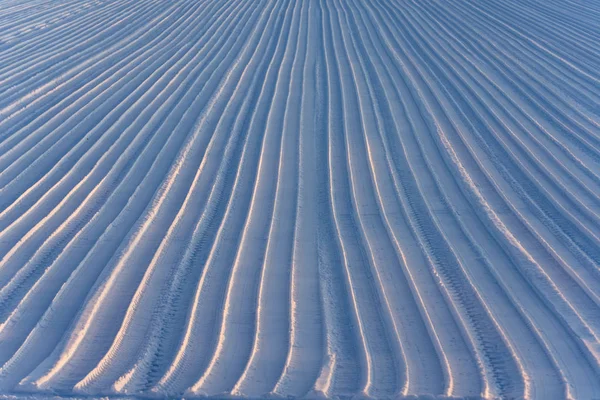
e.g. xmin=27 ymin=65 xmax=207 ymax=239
xmin=0 ymin=0 xmax=599 ymax=398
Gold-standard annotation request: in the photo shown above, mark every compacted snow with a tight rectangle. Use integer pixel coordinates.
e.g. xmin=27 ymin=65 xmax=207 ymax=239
xmin=0 ymin=0 xmax=599 ymax=398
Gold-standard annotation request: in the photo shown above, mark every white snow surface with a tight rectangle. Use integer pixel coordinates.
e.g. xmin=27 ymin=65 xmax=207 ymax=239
xmin=0 ymin=0 xmax=599 ymax=398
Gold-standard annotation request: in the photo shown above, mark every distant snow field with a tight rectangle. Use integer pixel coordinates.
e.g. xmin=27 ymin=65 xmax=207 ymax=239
xmin=0 ymin=0 xmax=599 ymax=398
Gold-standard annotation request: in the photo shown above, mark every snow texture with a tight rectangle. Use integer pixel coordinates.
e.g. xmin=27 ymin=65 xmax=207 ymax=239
xmin=0 ymin=0 xmax=599 ymax=398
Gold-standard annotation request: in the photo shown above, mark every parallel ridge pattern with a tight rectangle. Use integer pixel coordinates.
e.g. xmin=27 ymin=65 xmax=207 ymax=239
xmin=0 ymin=0 xmax=599 ymax=398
